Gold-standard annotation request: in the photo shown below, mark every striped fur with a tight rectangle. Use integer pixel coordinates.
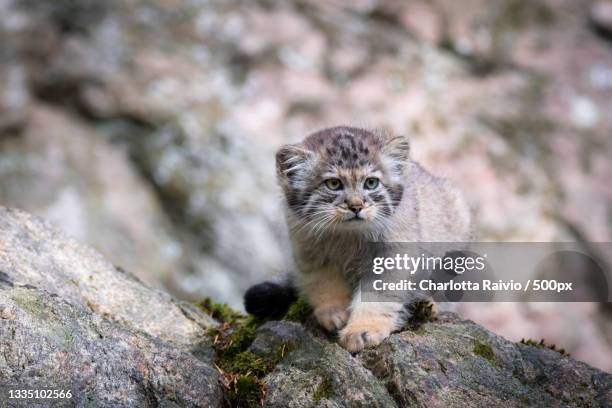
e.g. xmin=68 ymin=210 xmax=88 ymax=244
xmin=276 ymin=126 xmax=409 ymax=238
xmin=246 ymin=126 xmax=472 ymax=352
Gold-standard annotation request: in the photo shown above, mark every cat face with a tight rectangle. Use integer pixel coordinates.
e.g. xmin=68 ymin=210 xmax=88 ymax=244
xmin=276 ymin=127 xmax=409 ymax=236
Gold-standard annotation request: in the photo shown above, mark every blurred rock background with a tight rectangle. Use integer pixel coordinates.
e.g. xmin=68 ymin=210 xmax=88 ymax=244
xmin=1 ymin=0 xmax=611 ymax=370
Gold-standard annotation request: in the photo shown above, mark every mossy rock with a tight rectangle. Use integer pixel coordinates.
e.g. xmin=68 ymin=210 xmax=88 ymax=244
xmin=194 ymin=299 xmax=610 ymax=408
xmin=197 ymin=297 xmax=243 ymax=324
xmin=313 ymin=376 xmax=333 ymax=403
xmin=282 ymin=297 xmax=312 ymax=323
xmin=473 ymin=339 xmax=496 ymax=363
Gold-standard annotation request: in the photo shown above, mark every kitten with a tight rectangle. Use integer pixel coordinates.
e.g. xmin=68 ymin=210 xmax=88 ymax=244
xmin=245 ymin=126 xmax=471 ymax=352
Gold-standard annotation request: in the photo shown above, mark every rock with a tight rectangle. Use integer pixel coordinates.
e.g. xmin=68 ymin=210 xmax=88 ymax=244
xmin=1 ymin=286 xmax=222 ymax=407
xmin=1 ymin=0 xmax=612 ymax=369
xmin=0 ymin=207 xmax=610 ymax=407
xmin=361 ymin=313 xmax=611 ymax=407
xmin=0 ymin=207 xmax=223 ymax=406
xmin=251 ymin=322 xmax=396 ymax=407
xmin=0 ymin=105 xmax=183 ymax=287
xmin=0 ymin=0 xmax=294 ymax=306
xmin=249 ymin=318 xmax=611 ymax=407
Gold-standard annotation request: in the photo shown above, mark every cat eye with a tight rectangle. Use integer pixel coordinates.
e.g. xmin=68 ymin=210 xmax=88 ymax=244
xmin=324 ymin=178 xmax=343 ymax=190
xmin=364 ymin=177 xmax=380 ymax=189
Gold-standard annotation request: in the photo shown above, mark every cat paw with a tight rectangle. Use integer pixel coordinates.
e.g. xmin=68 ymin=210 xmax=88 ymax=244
xmin=314 ymin=306 xmax=349 ymax=332
xmin=338 ymin=321 xmax=392 ymax=352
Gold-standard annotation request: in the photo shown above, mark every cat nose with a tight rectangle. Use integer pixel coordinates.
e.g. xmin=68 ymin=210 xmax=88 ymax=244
xmin=348 ymin=204 xmax=362 ymax=214
xmin=346 ymin=198 xmax=363 ymax=214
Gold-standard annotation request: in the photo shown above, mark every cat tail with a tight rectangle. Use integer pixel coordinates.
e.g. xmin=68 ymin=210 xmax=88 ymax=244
xmin=244 ymin=274 xmax=297 ymax=318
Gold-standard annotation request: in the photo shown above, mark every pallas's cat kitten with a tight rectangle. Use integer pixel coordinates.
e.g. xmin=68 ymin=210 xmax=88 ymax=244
xmin=245 ymin=126 xmax=471 ymax=352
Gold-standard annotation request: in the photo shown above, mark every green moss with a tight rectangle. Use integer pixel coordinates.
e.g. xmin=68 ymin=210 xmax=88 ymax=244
xmin=283 ymin=297 xmax=312 ymax=323
xmin=227 ymin=351 xmax=271 ymax=377
xmin=473 ymin=340 xmax=496 ymax=362
xmin=212 ymin=323 xmax=267 ymax=408
xmin=519 ymin=338 xmax=569 ymax=356
xmin=197 ymin=297 xmax=243 ymax=324
xmin=271 ymin=342 xmax=295 ymax=365
xmin=230 ymin=375 xmax=265 ymax=407
xmin=199 ymin=297 xmax=298 ymax=407
xmin=313 ymin=376 xmax=333 ymax=402
xmin=225 ymin=342 xmax=294 ymax=377
xmin=224 ymin=317 xmax=262 ymax=358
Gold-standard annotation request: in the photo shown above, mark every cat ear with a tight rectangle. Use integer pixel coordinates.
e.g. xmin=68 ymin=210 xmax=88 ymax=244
xmin=276 ymin=144 xmax=313 ymax=186
xmin=382 ymin=134 xmax=410 ymax=173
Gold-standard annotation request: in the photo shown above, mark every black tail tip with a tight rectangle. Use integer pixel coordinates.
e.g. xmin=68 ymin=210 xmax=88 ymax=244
xmin=244 ymin=281 xmax=297 ymax=319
